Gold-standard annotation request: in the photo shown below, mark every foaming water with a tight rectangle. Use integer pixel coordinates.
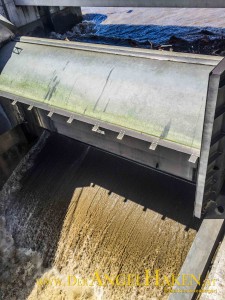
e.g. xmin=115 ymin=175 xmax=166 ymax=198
xmin=0 ymin=216 xmax=44 ymax=300
xmin=0 ymin=131 xmax=50 ymax=215
xmin=0 ymin=132 xmax=50 ymax=300
xmin=0 ymin=133 xmax=200 ymax=299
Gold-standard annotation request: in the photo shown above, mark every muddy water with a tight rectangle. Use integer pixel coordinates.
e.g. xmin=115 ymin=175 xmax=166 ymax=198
xmin=0 ymin=132 xmax=200 ymax=300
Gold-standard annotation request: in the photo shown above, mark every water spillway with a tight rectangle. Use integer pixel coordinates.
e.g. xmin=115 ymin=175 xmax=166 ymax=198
xmin=0 ymin=132 xmax=199 ymax=300
xmin=1 ymin=35 xmax=225 ymax=300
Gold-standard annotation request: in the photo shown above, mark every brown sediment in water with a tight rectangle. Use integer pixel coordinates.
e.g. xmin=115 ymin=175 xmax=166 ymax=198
xmin=1 ymin=133 xmax=200 ymax=300
xmin=44 ymin=188 xmax=195 ymax=299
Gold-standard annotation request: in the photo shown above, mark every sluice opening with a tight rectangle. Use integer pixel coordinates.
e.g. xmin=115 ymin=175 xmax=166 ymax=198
xmin=0 ymin=130 xmax=200 ymax=300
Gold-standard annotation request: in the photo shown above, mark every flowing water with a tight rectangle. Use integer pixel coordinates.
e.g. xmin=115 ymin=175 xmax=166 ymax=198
xmin=0 ymin=132 xmax=200 ymax=300
xmin=2 ymin=7 xmax=219 ymax=299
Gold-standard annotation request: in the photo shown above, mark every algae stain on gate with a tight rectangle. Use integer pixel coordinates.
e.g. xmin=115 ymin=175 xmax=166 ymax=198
xmin=44 ymin=77 xmax=60 ymax=101
xmin=93 ymin=67 xmax=114 ymax=111
xmin=0 ymin=62 xmax=202 ymax=150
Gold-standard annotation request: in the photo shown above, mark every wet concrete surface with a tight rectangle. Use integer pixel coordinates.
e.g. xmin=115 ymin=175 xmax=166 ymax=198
xmin=0 ymin=132 xmax=201 ymax=299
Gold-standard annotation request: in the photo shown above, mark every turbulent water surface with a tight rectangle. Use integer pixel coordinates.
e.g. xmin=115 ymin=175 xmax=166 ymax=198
xmin=0 ymin=133 xmax=200 ymax=300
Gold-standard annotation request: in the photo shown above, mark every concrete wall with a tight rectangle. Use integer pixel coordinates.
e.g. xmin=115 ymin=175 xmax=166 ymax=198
xmin=0 ymin=2 xmax=7 ymax=17
xmin=1 ymin=0 xmax=39 ymax=27
xmin=0 ymin=1 xmax=82 ymax=33
xmin=0 ymin=104 xmax=11 ymax=135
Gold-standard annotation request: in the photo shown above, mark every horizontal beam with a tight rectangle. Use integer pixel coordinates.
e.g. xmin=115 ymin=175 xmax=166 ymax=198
xmin=14 ymin=0 xmax=225 ymax=8
xmin=0 ymin=89 xmax=199 ymax=158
